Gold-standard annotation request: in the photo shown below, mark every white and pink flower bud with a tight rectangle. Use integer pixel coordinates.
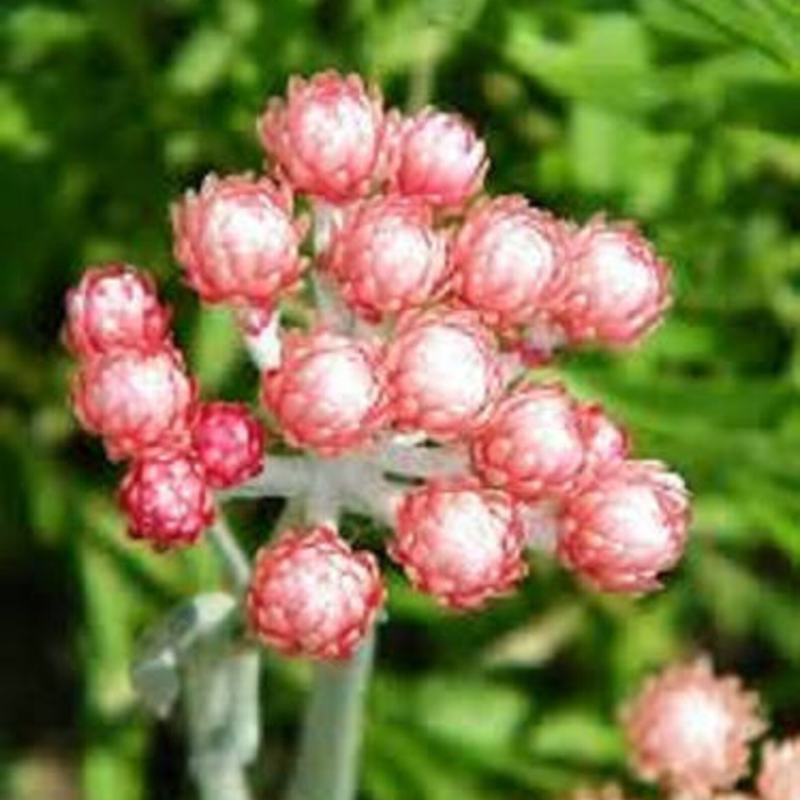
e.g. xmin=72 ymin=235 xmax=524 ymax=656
xmin=119 ymin=453 xmax=214 ymax=549
xmin=258 ymin=71 xmax=386 ymax=202
xmin=324 ymin=197 xmax=450 ymax=321
xmin=470 ymin=383 xmax=621 ymax=501
xmin=261 ymin=330 xmax=387 ymax=456
xmin=452 ymin=196 xmax=570 ymax=329
xmin=389 ymin=478 xmax=527 ymax=610
xmin=557 ymin=460 xmax=689 ymax=593
xmin=71 ymin=346 xmax=196 ymax=461
xmin=386 ymin=108 xmax=488 ymax=209
xmin=191 ymin=401 xmax=265 ymax=489
xmin=557 ymin=218 xmax=671 ymax=347
xmin=63 ymin=264 xmax=172 ymax=358
xmin=758 ymin=739 xmax=800 ymax=800
xmin=247 ymin=525 xmax=385 ymax=660
xmin=172 ymin=173 xmax=305 ymax=307
xmin=623 ymin=659 xmax=765 ymax=797
xmin=385 ymin=310 xmax=502 ymax=441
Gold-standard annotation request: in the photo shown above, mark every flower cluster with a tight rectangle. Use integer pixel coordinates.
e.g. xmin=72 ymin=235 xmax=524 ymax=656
xmin=66 ymin=70 xmax=690 ymax=661
xmin=570 ymin=658 xmax=800 ymax=800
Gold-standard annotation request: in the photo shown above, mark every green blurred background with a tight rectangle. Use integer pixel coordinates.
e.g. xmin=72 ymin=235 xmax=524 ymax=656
xmin=2 ymin=0 xmax=800 ymax=798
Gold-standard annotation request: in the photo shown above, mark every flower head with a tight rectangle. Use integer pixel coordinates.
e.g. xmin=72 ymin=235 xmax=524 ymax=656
xmin=119 ymin=453 xmax=214 ymax=549
xmin=172 ymin=173 xmax=305 ymax=307
xmin=758 ymin=739 xmax=800 ymax=800
xmin=386 ymin=108 xmax=488 ymax=209
xmin=258 ymin=71 xmax=386 ymax=202
xmin=623 ymin=659 xmax=765 ymax=797
xmin=452 ymin=196 xmax=570 ymax=329
xmin=247 ymin=525 xmax=385 ymax=660
xmin=261 ymin=329 xmax=388 ymax=456
xmin=557 ymin=218 xmax=671 ymax=347
xmin=191 ymin=401 xmax=265 ymax=489
xmin=324 ymin=196 xmax=450 ymax=321
xmin=71 ymin=346 xmax=196 ymax=461
xmin=385 ymin=309 xmax=502 ymax=441
xmin=389 ymin=477 xmax=527 ymax=609
xmin=557 ymin=459 xmax=689 ymax=593
xmin=63 ymin=264 xmax=171 ymax=358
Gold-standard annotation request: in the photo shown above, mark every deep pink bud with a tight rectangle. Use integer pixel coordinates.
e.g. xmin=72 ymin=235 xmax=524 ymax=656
xmin=470 ymin=383 xmax=623 ymax=501
xmin=191 ymin=401 xmax=265 ymax=489
xmin=758 ymin=740 xmax=800 ymax=800
xmin=172 ymin=173 xmax=305 ymax=307
xmin=386 ymin=108 xmax=488 ymax=209
xmin=324 ymin=197 xmax=450 ymax=320
xmin=63 ymin=264 xmax=171 ymax=358
xmin=557 ymin=218 xmax=671 ymax=347
xmin=385 ymin=310 xmax=502 ymax=441
xmin=258 ymin=71 xmax=386 ymax=202
xmin=623 ymin=659 xmax=765 ymax=797
xmin=452 ymin=196 xmax=570 ymax=328
xmin=119 ymin=453 xmax=214 ymax=549
xmin=261 ymin=330 xmax=387 ymax=456
xmin=389 ymin=478 xmax=528 ymax=610
xmin=247 ymin=525 xmax=385 ymax=660
xmin=71 ymin=347 xmax=196 ymax=461
xmin=558 ymin=460 xmax=689 ymax=593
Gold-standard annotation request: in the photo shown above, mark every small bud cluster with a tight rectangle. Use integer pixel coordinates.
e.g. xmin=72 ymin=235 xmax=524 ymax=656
xmin=569 ymin=658 xmax=800 ymax=800
xmin=66 ymin=71 xmax=689 ymax=661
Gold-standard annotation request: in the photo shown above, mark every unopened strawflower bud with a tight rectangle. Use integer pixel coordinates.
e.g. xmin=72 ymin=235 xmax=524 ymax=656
xmin=119 ymin=453 xmax=215 ymax=549
xmin=191 ymin=401 xmax=265 ymax=489
xmin=172 ymin=174 xmax=305 ymax=307
xmin=64 ymin=264 xmax=171 ymax=358
xmin=258 ymin=71 xmax=386 ymax=202
xmin=557 ymin=218 xmax=671 ymax=347
xmin=247 ymin=525 xmax=385 ymax=660
xmin=324 ymin=197 xmax=449 ymax=321
xmin=557 ymin=460 xmax=689 ymax=593
xmin=623 ymin=659 xmax=764 ymax=797
xmin=758 ymin=740 xmax=800 ymax=800
xmin=452 ymin=196 xmax=569 ymax=328
xmin=386 ymin=108 xmax=488 ymax=209
xmin=470 ymin=383 xmax=619 ymax=501
xmin=385 ymin=310 xmax=502 ymax=441
xmin=261 ymin=330 xmax=387 ymax=456
xmin=71 ymin=346 xmax=196 ymax=460
xmin=389 ymin=478 xmax=527 ymax=610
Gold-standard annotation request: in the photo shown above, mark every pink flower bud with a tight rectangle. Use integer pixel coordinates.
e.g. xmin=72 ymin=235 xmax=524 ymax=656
xmin=71 ymin=347 xmax=196 ymax=461
xmin=172 ymin=174 xmax=305 ymax=307
xmin=386 ymin=108 xmax=488 ymax=209
xmin=623 ymin=659 xmax=765 ymax=797
xmin=389 ymin=478 xmax=528 ymax=610
xmin=247 ymin=525 xmax=385 ymax=660
xmin=557 ymin=218 xmax=671 ymax=347
xmin=758 ymin=740 xmax=800 ymax=800
xmin=452 ymin=196 xmax=570 ymax=328
xmin=191 ymin=401 xmax=265 ymax=489
xmin=63 ymin=264 xmax=171 ymax=358
xmin=385 ymin=310 xmax=502 ymax=441
xmin=261 ymin=330 xmax=387 ymax=456
xmin=258 ymin=71 xmax=386 ymax=202
xmin=470 ymin=383 xmax=622 ymax=501
xmin=119 ymin=453 xmax=214 ymax=549
xmin=557 ymin=460 xmax=689 ymax=593
xmin=324 ymin=197 xmax=450 ymax=321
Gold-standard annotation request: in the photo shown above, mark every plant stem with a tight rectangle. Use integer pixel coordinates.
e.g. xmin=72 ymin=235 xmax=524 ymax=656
xmin=207 ymin=519 xmax=251 ymax=594
xmin=286 ymin=628 xmax=377 ymax=800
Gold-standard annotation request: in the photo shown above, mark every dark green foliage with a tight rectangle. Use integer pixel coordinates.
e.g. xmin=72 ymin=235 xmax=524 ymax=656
xmin=1 ymin=0 xmax=798 ymax=797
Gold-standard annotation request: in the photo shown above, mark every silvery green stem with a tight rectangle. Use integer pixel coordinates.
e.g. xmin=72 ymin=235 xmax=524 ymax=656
xmin=185 ymin=642 xmax=260 ymax=800
xmin=222 ymin=456 xmax=313 ymax=500
xmin=371 ymin=442 xmax=469 ymax=478
xmin=207 ymin=519 xmax=251 ymax=594
xmin=286 ymin=628 xmax=377 ymax=800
